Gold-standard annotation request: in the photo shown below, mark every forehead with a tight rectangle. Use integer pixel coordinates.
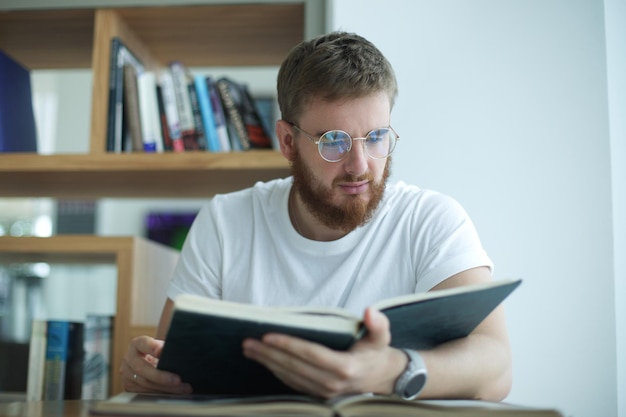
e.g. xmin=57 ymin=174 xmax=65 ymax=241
xmin=298 ymin=92 xmax=391 ymax=131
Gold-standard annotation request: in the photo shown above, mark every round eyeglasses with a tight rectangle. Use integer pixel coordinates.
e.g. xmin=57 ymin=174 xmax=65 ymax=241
xmin=291 ymin=124 xmax=399 ymax=163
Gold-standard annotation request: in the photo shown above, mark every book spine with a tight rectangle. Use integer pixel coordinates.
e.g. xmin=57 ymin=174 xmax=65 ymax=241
xmin=122 ymin=64 xmax=144 ymax=152
xmin=82 ymin=315 xmax=112 ymax=400
xmin=216 ymin=78 xmax=250 ymax=150
xmin=158 ymin=71 xmax=185 ymax=152
xmin=106 ymin=38 xmax=145 ymax=153
xmin=193 ymin=75 xmax=221 ymax=152
xmin=169 ymin=62 xmax=198 ymax=150
xmin=207 ymin=77 xmax=232 ymax=152
xmin=0 ymin=50 xmax=38 ymax=152
xmin=63 ymin=322 xmax=85 ymax=400
xmin=156 ymin=85 xmax=173 ymax=151
xmin=187 ymin=81 xmax=207 ymax=150
xmin=137 ymin=71 xmax=164 ymax=153
xmin=43 ymin=320 xmax=70 ymax=400
xmin=26 ymin=319 xmax=48 ymax=401
xmin=106 ymin=38 xmax=123 ymax=152
xmin=239 ymin=83 xmax=273 ymax=148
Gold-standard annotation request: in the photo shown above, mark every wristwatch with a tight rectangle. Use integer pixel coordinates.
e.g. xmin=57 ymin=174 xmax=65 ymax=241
xmin=393 ymin=348 xmax=428 ymax=400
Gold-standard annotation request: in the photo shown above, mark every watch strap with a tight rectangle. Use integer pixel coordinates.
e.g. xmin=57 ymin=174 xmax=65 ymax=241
xmin=394 ymin=348 xmax=428 ymax=400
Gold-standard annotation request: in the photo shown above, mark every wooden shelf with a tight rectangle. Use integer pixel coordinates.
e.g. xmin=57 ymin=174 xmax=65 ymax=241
xmin=0 ymin=235 xmax=180 ymax=395
xmin=0 ymin=4 xmax=304 ymax=69
xmin=0 ymin=151 xmax=290 ymax=198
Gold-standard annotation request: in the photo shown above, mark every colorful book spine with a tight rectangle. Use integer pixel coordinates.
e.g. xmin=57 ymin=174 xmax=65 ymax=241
xmin=193 ymin=75 xmax=221 ymax=152
xmin=207 ymin=77 xmax=231 ymax=152
xmin=169 ymin=61 xmax=198 ymax=150
xmin=43 ymin=321 xmax=70 ymax=400
xmin=158 ymin=71 xmax=185 ymax=152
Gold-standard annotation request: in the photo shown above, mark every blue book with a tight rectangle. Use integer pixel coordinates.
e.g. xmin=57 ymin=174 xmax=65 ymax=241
xmin=193 ymin=74 xmax=221 ymax=152
xmin=0 ymin=50 xmax=37 ymax=152
xmin=43 ymin=321 xmax=70 ymax=400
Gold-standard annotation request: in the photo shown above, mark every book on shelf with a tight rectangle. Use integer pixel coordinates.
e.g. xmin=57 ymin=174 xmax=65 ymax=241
xmin=169 ymin=61 xmax=201 ymax=150
xmin=157 ymin=70 xmax=185 ymax=152
xmin=63 ymin=321 xmax=85 ymax=400
xmin=42 ymin=320 xmax=85 ymax=400
xmin=215 ymin=77 xmax=273 ymax=151
xmin=122 ymin=64 xmax=144 ymax=152
xmin=28 ymin=316 xmax=113 ymax=401
xmin=91 ymin=391 xmax=563 ymax=417
xmin=26 ymin=320 xmax=48 ymax=401
xmin=207 ymin=77 xmax=231 ymax=152
xmin=106 ymin=37 xmax=145 ymax=153
xmin=137 ymin=71 xmax=164 ymax=152
xmin=187 ymin=78 xmax=208 ymax=151
xmin=82 ymin=314 xmax=113 ymax=400
xmin=0 ymin=49 xmax=38 ymax=153
xmin=157 ymin=279 xmax=522 ymax=396
xmin=193 ymin=74 xmax=221 ymax=152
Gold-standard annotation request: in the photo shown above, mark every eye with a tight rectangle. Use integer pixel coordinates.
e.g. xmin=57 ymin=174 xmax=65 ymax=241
xmin=366 ymin=128 xmax=389 ymax=144
xmin=321 ymin=131 xmax=351 ymax=148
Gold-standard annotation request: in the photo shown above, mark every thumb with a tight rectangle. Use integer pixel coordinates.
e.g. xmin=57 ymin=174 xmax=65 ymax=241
xmin=362 ymin=307 xmax=391 ymax=347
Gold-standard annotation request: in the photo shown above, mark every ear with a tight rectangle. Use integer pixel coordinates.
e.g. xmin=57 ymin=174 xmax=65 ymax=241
xmin=276 ymin=120 xmax=296 ymax=162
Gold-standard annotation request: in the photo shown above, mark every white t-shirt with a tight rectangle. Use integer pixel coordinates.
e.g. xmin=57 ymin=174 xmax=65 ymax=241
xmin=167 ymin=177 xmax=492 ymax=316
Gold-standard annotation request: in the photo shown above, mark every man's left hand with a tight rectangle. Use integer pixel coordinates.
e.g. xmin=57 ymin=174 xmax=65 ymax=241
xmin=242 ymin=307 xmax=407 ymax=398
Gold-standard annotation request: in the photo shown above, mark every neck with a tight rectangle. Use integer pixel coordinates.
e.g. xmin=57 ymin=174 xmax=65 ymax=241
xmin=289 ymin=188 xmax=349 ymax=242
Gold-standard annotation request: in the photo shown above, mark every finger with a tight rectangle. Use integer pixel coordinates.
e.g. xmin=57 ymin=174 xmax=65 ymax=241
xmin=243 ymin=337 xmax=352 ymax=397
xmin=121 ymin=359 xmax=192 ymax=394
xmin=360 ymin=308 xmax=391 ymax=346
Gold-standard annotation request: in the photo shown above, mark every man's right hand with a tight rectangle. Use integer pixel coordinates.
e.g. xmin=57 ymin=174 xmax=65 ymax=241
xmin=121 ymin=335 xmax=193 ymax=394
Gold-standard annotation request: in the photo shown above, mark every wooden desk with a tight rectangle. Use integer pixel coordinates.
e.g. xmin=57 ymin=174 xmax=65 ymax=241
xmin=0 ymin=400 xmax=94 ymax=417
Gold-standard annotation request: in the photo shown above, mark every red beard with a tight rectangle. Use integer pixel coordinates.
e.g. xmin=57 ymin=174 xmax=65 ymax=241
xmin=291 ymin=149 xmax=391 ymax=232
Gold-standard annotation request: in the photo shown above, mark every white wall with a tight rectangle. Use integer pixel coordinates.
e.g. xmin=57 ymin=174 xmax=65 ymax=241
xmin=605 ymin=1 xmax=626 ymax=416
xmin=329 ymin=1 xmax=618 ymax=416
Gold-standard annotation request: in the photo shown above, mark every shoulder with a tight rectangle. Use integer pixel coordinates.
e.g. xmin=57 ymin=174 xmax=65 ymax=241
xmin=210 ymin=177 xmax=291 ymax=209
xmin=384 ymin=181 xmax=466 ymax=216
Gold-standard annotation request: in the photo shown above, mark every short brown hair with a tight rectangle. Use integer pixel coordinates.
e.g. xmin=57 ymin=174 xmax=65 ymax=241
xmin=277 ymin=31 xmax=398 ymax=124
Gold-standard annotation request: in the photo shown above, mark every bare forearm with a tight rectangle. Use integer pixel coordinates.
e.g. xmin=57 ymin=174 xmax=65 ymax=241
xmin=418 ymin=321 xmax=512 ymax=400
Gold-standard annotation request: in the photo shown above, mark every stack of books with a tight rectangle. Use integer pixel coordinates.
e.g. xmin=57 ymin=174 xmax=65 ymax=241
xmin=106 ymin=37 xmax=275 ymax=154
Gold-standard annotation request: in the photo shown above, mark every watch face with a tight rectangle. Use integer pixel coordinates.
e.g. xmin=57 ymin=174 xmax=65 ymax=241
xmin=404 ymin=373 xmax=427 ymax=398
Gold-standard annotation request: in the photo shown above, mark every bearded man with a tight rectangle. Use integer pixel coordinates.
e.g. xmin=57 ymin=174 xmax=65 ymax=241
xmin=121 ymin=31 xmax=512 ymax=402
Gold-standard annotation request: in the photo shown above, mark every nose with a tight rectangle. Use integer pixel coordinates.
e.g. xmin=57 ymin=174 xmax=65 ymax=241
xmin=343 ymin=138 xmax=368 ymax=176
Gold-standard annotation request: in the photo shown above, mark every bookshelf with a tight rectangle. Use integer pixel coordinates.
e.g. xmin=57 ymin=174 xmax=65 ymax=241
xmin=0 ymin=3 xmax=299 ymax=194
xmin=0 ymin=235 xmax=179 ymax=395
xmin=0 ymin=1 xmax=312 ymax=395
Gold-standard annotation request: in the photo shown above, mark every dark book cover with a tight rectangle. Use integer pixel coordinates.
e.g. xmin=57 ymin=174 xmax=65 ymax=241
xmin=64 ymin=321 xmax=85 ymax=400
xmin=187 ymin=81 xmax=207 ymax=150
xmin=158 ymin=279 xmax=521 ymax=396
xmin=216 ymin=78 xmax=272 ymax=150
xmin=106 ymin=38 xmax=144 ymax=153
xmin=0 ymin=50 xmax=37 ymax=153
xmin=122 ymin=64 xmax=143 ymax=152
xmin=158 ymin=310 xmax=357 ymax=395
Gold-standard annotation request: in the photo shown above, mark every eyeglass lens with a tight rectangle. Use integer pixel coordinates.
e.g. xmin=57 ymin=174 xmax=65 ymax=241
xmin=318 ymin=128 xmax=397 ymax=162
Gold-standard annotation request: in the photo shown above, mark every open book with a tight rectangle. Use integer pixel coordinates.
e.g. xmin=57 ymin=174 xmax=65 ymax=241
xmin=157 ymin=279 xmax=522 ymax=395
xmin=90 ymin=391 xmax=563 ymax=417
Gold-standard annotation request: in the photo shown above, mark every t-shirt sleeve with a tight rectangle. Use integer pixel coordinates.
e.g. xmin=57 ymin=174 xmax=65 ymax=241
xmin=166 ymin=201 xmax=223 ymax=301
xmin=411 ymin=192 xmax=493 ymax=293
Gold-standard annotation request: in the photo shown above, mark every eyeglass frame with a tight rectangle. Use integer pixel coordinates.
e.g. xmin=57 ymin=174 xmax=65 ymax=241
xmin=289 ymin=123 xmax=400 ymax=163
